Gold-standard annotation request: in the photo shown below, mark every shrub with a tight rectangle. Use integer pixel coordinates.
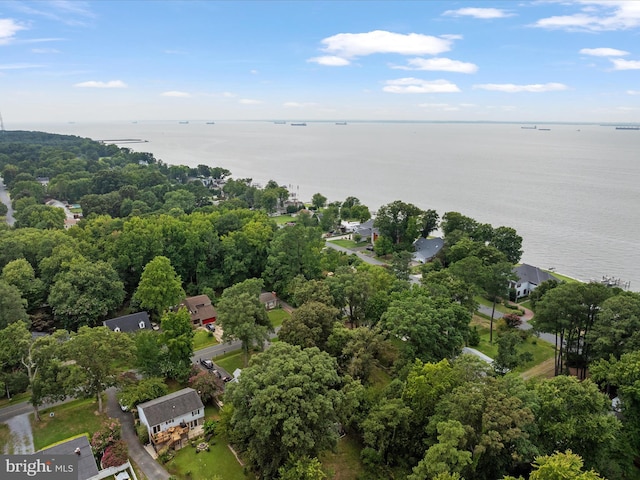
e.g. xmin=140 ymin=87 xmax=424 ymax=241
xmin=101 ymin=440 xmax=128 ymax=468
xmin=90 ymin=419 xmax=122 ymax=456
xmin=157 ymin=447 xmax=174 ymax=464
xmin=468 ymin=326 xmax=480 ymax=347
xmin=136 ymin=423 xmax=149 ymax=445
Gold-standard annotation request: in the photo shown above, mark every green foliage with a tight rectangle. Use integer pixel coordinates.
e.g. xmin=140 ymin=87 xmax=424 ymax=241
xmin=133 ymin=255 xmax=185 ymax=318
xmin=279 ymin=301 xmax=339 ymax=350
xmin=1 ymin=258 xmax=45 ymax=311
xmin=225 ymin=342 xmax=344 ymax=478
xmin=160 ymin=308 xmax=195 ymax=381
xmin=279 ymin=456 xmax=328 ymax=480
xmin=0 ymin=279 xmax=29 ymax=329
xmin=118 ymin=377 xmax=168 ymax=410
xmin=136 ymin=423 xmax=149 ymax=444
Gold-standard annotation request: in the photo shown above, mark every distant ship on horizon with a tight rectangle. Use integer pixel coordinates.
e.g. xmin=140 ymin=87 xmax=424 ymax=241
xmin=521 ymin=125 xmax=537 ymax=129
xmin=335 ymin=122 xmax=347 ymax=125
xmin=291 ymin=122 xmax=307 ymax=126
xmin=615 ymin=126 xmax=639 ymax=130
xmin=179 ymin=120 xmax=189 ymax=124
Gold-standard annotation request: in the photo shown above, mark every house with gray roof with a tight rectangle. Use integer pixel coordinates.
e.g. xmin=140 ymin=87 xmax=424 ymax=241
xmin=39 ymin=435 xmax=99 ymax=480
xmin=181 ymin=295 xmax=217 ymax=327
xmin=103 ymin=312 xmax=150 ymax=333
xmin=412 ymin=237 xmax=444 ymax=264
xmin=137 ymin=388 xmax=204 ymax=451
xmin=512 ymin=264 xmax=559 ymax=299
xmin=353 ymin=218 xmax=379 ymax=244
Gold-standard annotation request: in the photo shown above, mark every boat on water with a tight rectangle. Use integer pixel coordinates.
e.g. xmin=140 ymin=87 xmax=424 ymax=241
xmin=206 ymin=121 xmax=215 ymax=125
xmin=615 ymin=126 xmax=639 ymax=130
xmin=335 ymin=122 xmax=347 ymax=125
xmin=521 ymin=125 xmax=537 ymax=129
xmin=539 ymin=128 xmax=551 ymax=131
xmin=291 ymin=123 xmax=307 ymax=126
xmin=273 ymin=120 xmax=286 ymax=124
xmin=178 ymin=121 xmax=189 ymax=124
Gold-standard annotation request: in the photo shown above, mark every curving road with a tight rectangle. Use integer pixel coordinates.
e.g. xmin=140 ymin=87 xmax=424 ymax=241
xmin=0 ymin=177 xmax=15 ymax=226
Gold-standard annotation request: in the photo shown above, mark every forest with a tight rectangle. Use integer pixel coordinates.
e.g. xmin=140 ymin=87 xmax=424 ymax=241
xmin=1 ymin=130 xmax=639 ymax=480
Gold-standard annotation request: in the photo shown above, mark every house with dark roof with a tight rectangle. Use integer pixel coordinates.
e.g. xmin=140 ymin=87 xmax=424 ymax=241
xmin=39 ymin=435 xmax=99 ymax=480
xmin=259 ymin=291 xmax=279 ymax=310
xmin=137 ymin=388 xmax=204 ymax=452
xmin=512 ymin=264 xmax=559 ymax=299
xmin=181 ymin=295 xmax=217 ymax=327
xmin=353 ymin=218 xmax=379 ymax=244
xmin=413 ymin=237 xmax=444 ymax=264
xmin=103 ymin=312 xmax=150 ymax=333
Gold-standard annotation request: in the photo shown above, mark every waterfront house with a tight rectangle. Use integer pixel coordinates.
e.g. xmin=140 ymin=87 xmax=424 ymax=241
xmin=512 ymin=264 xmax=559 ymax=299
xmin=412 ymin=237 xmax=444 ymax=264
xmin=103 ymin=312 xmax=151 ymax=333
xmin=137 ymin=388 xmax=204 ymax=452
xmin=354 ymin=218 xmax=379 ymax=245
xmin=181 ymin=295 xmax=217 ymax=327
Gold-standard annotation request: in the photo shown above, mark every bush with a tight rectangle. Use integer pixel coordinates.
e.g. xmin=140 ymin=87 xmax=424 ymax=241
xmin=90 ymin=419 xmax=122 ymax=456
xmin=157 ymin=447 xmax=174 ymax=464
xmin=101 ymin=440 xmax=128 ymax=468
xmin=468 ymin=326 xmax=480 ymax=347
xmin=136 ymin=423 xmax=149 ymax=445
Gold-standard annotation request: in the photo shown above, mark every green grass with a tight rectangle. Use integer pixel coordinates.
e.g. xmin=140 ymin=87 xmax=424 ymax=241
xmin=475 ymin=296 xmax=516 ymax=315
xmin=165 ymin=433 xmax=249 ymax=480
xmin=367 ymin=365 xmax=392 ymax=393
xmin=329 ymin=239 xmax=359 ymax=249
xmin=194 ymin=329 xmax=219 ymax=350
xmin=321 ymin=435 xmax=365 ymax=480
xmin=471 ymin=328 xmax=555 ymax=373
xmin=0 ymin=391 xmax=31 ymax=408
xmin=31 ymin=397 xmax=107 ymax=451
xmin=270 ymin=214 xmax=296 ymax=225
xmin=267 ymin=308 xmax=290 ymax=328
xmin=215 ymin=352 xmax=245 ymax=374
xmin=0 ymin=423 xmax=11 ymax=453
xmin=546 ymin=270 xmax=580 ymax=283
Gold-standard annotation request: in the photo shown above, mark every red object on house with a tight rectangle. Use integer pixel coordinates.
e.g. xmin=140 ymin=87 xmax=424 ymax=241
xmin=182 ymin=295 xmax=217 ymax=327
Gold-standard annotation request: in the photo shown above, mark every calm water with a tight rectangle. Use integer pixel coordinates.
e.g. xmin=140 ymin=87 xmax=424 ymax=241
xmin=20 ymin=121 xmax=640 ymax=291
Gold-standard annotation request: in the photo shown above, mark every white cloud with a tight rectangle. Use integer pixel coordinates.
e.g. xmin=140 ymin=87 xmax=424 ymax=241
xmin=611 ymin=58 xmax=640 ymax=70
xmin=307 ymin=56 xmax=351 ymax=66
xmin=473 ymin=82 xmax=568 ymax=92
xmin=0 ymin=63 xmax=42 ymax=70
xmin=250 ymin=69 xmax=259 ymax=74
xmin=534 ymin=1 xmax=640 ymax=32
xmin=0 ymin=18 xmax=27 ymax=45
xmin=222 ymin=92 xmax=236 ymax=98
xmin=239 ymin=98 xmax=262 ymax=105
xmin=580 ymin=47 xmax=629 ymax=56
xmin=394 ymin=57 xmax=478 ymax=73
xmin=31 ymin=48 xmax=60 ymax=54
xmin=628 ymin=90 xmax=640 ymax=95
xmin=383 ymin=78 xmax=460 ymax=94
xmin=161 ymin=91 xmax=191 ymax=97
xmin=319 ymin=30 xmax=453 ymax=59
xmin=284 ymin=102 xmax=319 ymax=108
xmin=73 ymin=80 xmax=127 ymax=88
xmin=443 ymin=8 xmax=514 ymax=19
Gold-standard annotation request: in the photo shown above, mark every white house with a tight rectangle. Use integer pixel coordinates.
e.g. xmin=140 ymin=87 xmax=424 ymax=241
xmin=137 ymin=388 xmax=204 ymax=451
xmin=512 ymin=264 xmax=559 ymax=299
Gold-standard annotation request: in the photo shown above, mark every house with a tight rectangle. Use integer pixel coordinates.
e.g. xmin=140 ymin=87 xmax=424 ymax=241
xmin=353 ymin=218 xmax=379 ymax=244
xmin=259 ymin=291 xmax=279 ymax=310
xmin=103 ymin=312 xmax=150 ymax=333
xmin=512 ymin=264 xmax=559 ymax=299
xmin=137 ymin=388 xmax=205 ymax=452
xmin=412 ymin=237 xmax=444 ymax=264
xmin=39 ymin=435 xmax=99 ymax=480
xmin=182 ymin=295 xmax=217 ymax=327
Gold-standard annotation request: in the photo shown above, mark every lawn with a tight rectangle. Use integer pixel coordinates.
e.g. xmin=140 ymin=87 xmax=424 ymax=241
xmin=267 ymin=308 xmax=290 ymax=328
xmin=31 ymin=397 xmax=108 ymax=451
xmin=470 ymin=325 xmax=555 ymax=374
xmin=194 ymin=329 xmax=219 ymax=350
xmin=164 ymin=433 xmax=249 ymax=480
xmin=270 ymin=214 xmax=296 ymax=225
xmin=328 ymin=239 xmax=359 ymax=249
xmin=321 ymin=435 xmax=364 ymax=480
xmin=0 ymin=423 xmax=11 ymax=453
xmin=0 ymin=391 xmax=31 ymax=408
xmin=475 ymin=296 xmax=518 ymax=315
xmin=214 ymin=351 xmax=246 ymax=374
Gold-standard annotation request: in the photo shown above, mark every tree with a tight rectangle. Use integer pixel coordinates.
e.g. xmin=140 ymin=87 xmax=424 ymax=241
xmin=311 ymin=193 xmax=327 ymax=209
xmin=0 ymin=279 xmax=29 ymax=329
xmin=327 ymin=267 xmax=372 ymax=327
xmin=47 ymin=258 xmax=126 ymax=330
xmin=279 ymin=301 xmax=339 ymax=351
xmin=134 ymin=330 xmax=163 ymax=377
xmin=189 ymin=369 xmax=224 ymax=405
xmin=2 ymin=258 xmax=45 ymax=310
xmin=14 ymin=204 xmax=65 ymax=229
xmin=421 ymin=209 xmax=440 ymax=238
xmin=588 ymin=291 xmax=640 ymax=361
xmin=225 ymin=342 xmax=345 ymax=478
xmin=263 ymin=225 xmax=324 ymax=297
xmin=361 ymin=397 xmax=413 ymax=467
xmin=217 ymin=278 xmax=272 ymax=367
xmin=490 ymin=226 xmax=523 ymax=264
xmin=374 ymin=200 xmax=425 ymax=251
xmin=118 ymin=377 xmax=168 ymax=410
xmin=160 ymin=307 xmax=195 ymax=381
xmin=493 ymin=331 xmax=532 ymax=374
xmin=482 ymin=261 xmax=517 ymax=344
xmin=65 ymin=326 xmax=134 ymax=413
xmin=380 ymin=290 xmax=470 ymax=365
xmin=133 ymin=256 xmax=185 ymax=320
xmin=279 ymin=456 xmax=327 ymax=480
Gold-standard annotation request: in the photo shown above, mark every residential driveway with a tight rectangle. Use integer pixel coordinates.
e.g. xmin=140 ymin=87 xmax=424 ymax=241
xmin=106 ymin=387 xmax=170 ymax=480
xmin=3 ymin=413 xmax=34 ymax=454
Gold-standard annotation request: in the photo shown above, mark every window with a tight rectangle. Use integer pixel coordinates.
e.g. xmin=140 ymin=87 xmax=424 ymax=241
xmin=139 ymin=321 xmax=145 ymax=329
xmin=114 ymin=327 xmax=121 ymax=332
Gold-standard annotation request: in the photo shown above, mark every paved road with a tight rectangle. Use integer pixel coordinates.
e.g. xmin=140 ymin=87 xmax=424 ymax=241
xmin=106 ymin=387 xmax=170 ymax=480
xmin=0 ymin=177 xmax=15 ymax=226
xmin=325 ymin=240 xmax=386 ymax=266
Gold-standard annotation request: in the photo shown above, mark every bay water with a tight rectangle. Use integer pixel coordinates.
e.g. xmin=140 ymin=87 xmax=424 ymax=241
xmin=19 ymin=121 xmax=640 ymax=291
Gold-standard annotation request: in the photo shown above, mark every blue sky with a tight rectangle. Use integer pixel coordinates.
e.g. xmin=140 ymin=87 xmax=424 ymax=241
xmin=1 ymin=0 xmax=639 ymax=123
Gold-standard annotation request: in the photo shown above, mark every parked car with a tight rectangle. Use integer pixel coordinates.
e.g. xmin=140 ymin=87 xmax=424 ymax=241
xmin=205 ymin=324 xmax=215 ymax=332
xmin=118 ymin=401 xmax=129 ymax=412
xmin=200 ymin=359 xmax=214 ymax=369
xmin=222 ymin=375 xmax=232 ymax=382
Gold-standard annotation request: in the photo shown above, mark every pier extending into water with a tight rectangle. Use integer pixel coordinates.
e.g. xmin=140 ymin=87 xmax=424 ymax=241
xmin=97 ymin=138 xmax=149 ymax=144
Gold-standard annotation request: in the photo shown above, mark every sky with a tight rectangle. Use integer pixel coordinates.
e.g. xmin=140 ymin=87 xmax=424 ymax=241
xmin=1 ymin=0 xmax=639 ymax=123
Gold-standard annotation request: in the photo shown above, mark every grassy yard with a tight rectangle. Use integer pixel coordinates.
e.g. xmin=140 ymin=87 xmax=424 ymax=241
xmin=0 ymin=423 xmax=11 ymax=453
xmin=214 ymin=351 xmax=246 ymax=374
xmin=0 ymin=391 xmax=31 ymax=408
xmin=475 ymin=296 xmax=520 ymax=315
xmin=270 ymin=214 xmax=296 ymax=225
xmin=328 ymin=239 xmax=360 ymax=249
xmin=267 ymin=308 xmax=290 ymax=328
xmin=31 ymin=397 xmax=107 ymax=451
xmin=164 ymin=433 xmax=249 ymax=480
xmin=469 ymin=321 xmax=555 ymax=374
xmin=194 ymin=329 xmax=219 ymax=350
xmin=321 ymin=435 xmax=365 ymax=480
